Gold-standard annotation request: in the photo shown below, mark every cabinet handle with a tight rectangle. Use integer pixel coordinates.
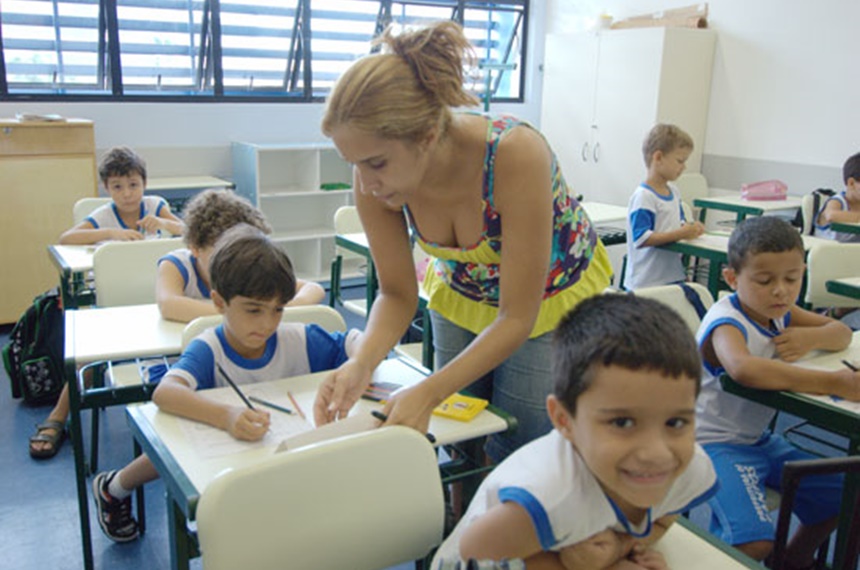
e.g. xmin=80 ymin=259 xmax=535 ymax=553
xmin=581 ymin=142 xmax=589 ymax=162
xmin=593 ymin=142 xmax=601 ymax=163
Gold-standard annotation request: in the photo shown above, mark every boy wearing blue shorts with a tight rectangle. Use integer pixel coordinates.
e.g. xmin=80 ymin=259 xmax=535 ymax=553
xmin=696 ymin=216 xmax=860 ymax=566
xmin=91 ymin=225 xmax=359 ymax=542
xmin=434 ymin=295 xmax=717 ymax=569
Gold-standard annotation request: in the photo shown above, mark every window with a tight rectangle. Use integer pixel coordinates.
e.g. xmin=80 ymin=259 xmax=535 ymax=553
xmin=0 ymin=0 xmax=527 ymax=102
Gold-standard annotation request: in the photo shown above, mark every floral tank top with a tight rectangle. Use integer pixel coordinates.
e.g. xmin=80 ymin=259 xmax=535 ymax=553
xmin=405 ymin=114 xmax=613 ymax=338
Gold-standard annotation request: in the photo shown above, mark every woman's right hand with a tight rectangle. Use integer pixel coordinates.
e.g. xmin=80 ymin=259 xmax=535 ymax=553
xmin=313 ymin=359 xmax=373 ymax=425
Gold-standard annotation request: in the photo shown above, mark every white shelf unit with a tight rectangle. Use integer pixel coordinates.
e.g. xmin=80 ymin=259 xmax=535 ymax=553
xmin=231 ymin=142 xmax=359 ymax=282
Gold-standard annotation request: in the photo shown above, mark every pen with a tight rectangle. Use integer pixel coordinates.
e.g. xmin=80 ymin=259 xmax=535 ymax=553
xmin=248 ymin=396 xmax=293 ymax=415
xmin=369 ymin=410 xmax=436 ymax=444
xmin=841 ymin=359 xmax=859 ymax=372
xmin=216 ymin=363 xmax=255 ymax=410
xmin=287 ymin=391 xmax=306 ymax=421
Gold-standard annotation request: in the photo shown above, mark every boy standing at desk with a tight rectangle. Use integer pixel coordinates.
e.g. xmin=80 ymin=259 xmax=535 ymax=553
xmin=696 ymin=216 xmax=860 ymax=566
xmin=157 ymin=189 xmax=324 ymax=323
xmin=623 ymin=124 xmax=705 ymax=290
xmin=59 ymin=146 xmax=184 ymax=244
xmin=433 ymin=295 xmax=717 ymax=569
xmin=814 ymin=151 xmax=860 ymax=242
xmin=92 ymin=226 xmax=359 ymax=543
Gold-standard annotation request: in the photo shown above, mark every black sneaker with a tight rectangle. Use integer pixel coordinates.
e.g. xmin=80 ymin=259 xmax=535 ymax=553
xmin=92 ymin=470 xmax=139 ymax=542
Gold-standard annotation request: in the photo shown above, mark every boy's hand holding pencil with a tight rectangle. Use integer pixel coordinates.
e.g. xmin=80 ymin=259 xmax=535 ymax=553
xmin=225 ymin=406 xmax=270 ymax=441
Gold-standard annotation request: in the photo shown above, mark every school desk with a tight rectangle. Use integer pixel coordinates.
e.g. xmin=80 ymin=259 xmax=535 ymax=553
xmin=653 ymin=517 xmax=760 ymax=569
xmin=719 ymin=331 xmax=860 ymax=569
xmin=126 ymin=357 xmax=516 ymax=570
xmin=826 ymin=277 xmax=860 ymax=301
xmin=660 ymin=233 xmax=830 ymax=299
xmin=64 ymin=304 xmax=185 ymax=570
xmin=47 ymin=244 xmax=97 ymax=308
xmin=581 ymin=201 xmax=628 ymax=246
xmin=694 ymin=195 xmax=802 ymax=225
xmin=830 ymin=221 xmax=860 ymax=235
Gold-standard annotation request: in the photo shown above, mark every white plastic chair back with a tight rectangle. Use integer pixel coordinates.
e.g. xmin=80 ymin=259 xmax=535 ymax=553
xmin=73 ymin=197 xmax=112 ymax=224
xmin=805 ymin=242 xmax=860 ymax=309
xmin=800 ymin=193 xmax=818 ymax=236
xmin=675 ymin=173 xmax=709 ymax=205
xmin=196 ymin=426 xmax=444 ymax=570
xmin=93 ymin=238 xmax=183 ymax=307
xmin=631 ymin=282 xmax=714 ymax=334
xmin=182 ymin=305 xmax=348 ymax=350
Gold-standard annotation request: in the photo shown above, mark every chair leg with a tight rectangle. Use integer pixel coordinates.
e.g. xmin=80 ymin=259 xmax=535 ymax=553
xmin=134 ymin=438 xmax=146 ymax=535
xmin=329 ymin=255 xmax=342 ymax=308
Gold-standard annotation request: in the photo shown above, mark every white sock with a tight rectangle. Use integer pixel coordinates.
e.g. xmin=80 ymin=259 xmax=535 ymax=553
xmin=108 ymin=471 xmax=132 ymax=500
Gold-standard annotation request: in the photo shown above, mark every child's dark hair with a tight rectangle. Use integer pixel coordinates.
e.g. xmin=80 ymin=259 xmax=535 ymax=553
xmin=98 ymin=146 xmax=147 ymax=184
xmin=182 ymin=189 xmax=272 ymax=250
xmin=209 ymin=224 xmax=296 ymax=304
xmin=552 ymin=294 xmax=701 ymax=415
xmin=844 ymin=151 xmax=860 ymax=185
xmin=727 ymin=217 xmax=804 ymax=272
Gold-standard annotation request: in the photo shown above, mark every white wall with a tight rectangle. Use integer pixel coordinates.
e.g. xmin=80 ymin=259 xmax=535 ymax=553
xmin=544 ymin=0 xmax=859 ymax=175
xmin=0 ymin=4 xmax=546 ymax=178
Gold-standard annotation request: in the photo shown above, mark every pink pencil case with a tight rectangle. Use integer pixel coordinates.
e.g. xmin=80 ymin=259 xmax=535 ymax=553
xmin=741 ymin=179 xmax=788 ymax=201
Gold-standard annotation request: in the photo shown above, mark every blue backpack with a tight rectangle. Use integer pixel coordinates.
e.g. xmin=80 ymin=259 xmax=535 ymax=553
xmin=2 ymin=289 xmax=64 ymax=406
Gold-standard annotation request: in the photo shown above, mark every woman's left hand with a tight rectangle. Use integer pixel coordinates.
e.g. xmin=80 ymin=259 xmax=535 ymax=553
xmin=379 ymin=382 xmax=441 ymax=435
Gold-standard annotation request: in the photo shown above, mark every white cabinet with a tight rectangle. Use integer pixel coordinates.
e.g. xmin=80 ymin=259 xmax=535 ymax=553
xmin=541 ymin=27 xmax=715 ymax=206
xmin=231 ymin=142 xmax=354 ymax=281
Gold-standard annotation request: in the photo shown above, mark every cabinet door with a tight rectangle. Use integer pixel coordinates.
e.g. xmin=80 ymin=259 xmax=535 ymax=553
xmin=540 ymin=32 xmax=599 ymax=198
xmin=0 ymin=156 xmax=96 ymax=322
xmin=590 ymin=29 xmax=665 ymax=206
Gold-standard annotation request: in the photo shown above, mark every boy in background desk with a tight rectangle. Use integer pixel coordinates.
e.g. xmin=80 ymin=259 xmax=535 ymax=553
xmin=433 ymin=295 xmax=717 ymax=569
xmin=695 ymin=217 xmax=860 ymax=566
xmin=157 ymin=188 xmax=324 ymax=323
xmin=623 ymin=124 xmax=705 ymax=291
xmin=59 ymin=146 xmax=184 ymax=244
xmin=814 ymin=151 xmax=860 ymax=243
xmin=92 ymin=226 xmax=360 ymax=543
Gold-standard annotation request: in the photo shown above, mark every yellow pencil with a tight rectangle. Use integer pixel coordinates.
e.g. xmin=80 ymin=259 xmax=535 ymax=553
xmin=287 ymin=391 xmax=306 ymax=421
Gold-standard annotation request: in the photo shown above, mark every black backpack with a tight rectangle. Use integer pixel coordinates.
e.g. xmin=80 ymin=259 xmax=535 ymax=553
xmin=2 ymin=289 xmax=65 ymax=406
xmin=792 ymin=188 xmax=836 ymax=234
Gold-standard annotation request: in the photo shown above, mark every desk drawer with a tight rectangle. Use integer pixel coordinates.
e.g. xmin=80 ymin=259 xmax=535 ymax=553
xmin=0 ymin=120 xmax=95 ymax=156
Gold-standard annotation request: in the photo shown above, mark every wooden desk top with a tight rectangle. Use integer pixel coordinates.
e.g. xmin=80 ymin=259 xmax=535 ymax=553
xmin=581 ymin=201 xmax=628 ymax=225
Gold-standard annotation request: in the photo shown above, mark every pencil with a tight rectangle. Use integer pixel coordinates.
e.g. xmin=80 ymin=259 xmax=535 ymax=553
xmin=216 ymin=363 xmax=255 ymax=410
xmin=841 ymin=359 xmax=859 ymax=372
xmin=287 ymin=391 xmax=306 ymax=421
xmin=248 ymin=396 xmax=293 ymax=415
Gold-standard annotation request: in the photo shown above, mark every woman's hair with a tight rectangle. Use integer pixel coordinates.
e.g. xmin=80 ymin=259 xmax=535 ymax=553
xmin=322 ymin=21 xmax=479 ymax=143
xmin=182 ymin=189 xmax=271 ymax=250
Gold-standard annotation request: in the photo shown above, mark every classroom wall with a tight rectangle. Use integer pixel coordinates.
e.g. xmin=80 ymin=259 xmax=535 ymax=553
xmin=0 ymin=3 xmax=547 ymax=180
xmin=544 ymin=0 xmax=859 ymax=194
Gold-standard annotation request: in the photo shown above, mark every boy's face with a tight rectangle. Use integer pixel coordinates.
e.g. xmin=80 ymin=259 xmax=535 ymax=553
xmin=548 ymin=365 xmax=697 ymax=523
xmin=846 ymin=177 xmax=860 ymax=201
xmin=212 ymin=292 xmax=285 ymax=359
xmin=723 ymin=249 xmax=805 ymax=327
xmin=105 ymin=173 xmax=145 ymax=215
xmin=652 ymin=147 xmax=691 ymax=182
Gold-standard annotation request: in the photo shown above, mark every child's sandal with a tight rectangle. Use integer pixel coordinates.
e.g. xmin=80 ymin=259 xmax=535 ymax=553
xmin=28 ymin=419 xmax=66 ymax=459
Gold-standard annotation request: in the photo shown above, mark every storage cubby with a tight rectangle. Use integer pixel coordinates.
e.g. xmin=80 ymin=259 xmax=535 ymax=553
xmin=231 ymin=142 xmax=355 ymax=281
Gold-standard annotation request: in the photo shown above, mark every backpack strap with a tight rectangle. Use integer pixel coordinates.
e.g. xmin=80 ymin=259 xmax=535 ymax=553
xmin=678 ymin=283 xmax=708 ymax=320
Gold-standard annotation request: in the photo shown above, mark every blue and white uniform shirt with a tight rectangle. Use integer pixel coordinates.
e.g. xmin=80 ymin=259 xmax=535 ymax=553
xmin=695 ymin=293 xmax=790 ymax=445
xmin=158 ymin=248 xmax=211 ymax=300
xmin=432 ymin=430 xmax=717 ymax=566
xmin=86 ymin=195 xmax=168 ymax=230
xmin=170 ymin=322 xmax=353 ymax=391
xmin=623 ymin=183 xmax=688 ymax=290
xmin=814 ymin=192 xmax=860 ymax=243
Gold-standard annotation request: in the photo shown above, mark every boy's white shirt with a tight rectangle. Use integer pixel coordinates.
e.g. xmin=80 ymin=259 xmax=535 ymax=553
xmin=815 ymin=192 xmax=860 ymax=243
xmin=85 ymin=195 xmax=167 ymax=229
xmin=432 ymin=429 xmax=717 ymax=566
xmin=624 ymin=183 xmax=687 ymax=290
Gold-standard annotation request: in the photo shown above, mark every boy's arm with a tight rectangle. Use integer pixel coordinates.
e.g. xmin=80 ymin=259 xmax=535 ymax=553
xmin=640 ymin=222 xmax=705 ymax=247
xmin=772 ymin=305 xmax=852 ymax=362
xmin=138 ymin=205 xmax=184 ymax=236
xmin=288 ymin=278 xmax=326 ymax=306
xmin=710 ymin=324 xmax=860 ymax=400
xmin=819 ymin=200 xmax=860 ymax=225
xmin=152 ymin=375 xmax=270 ymax=440
xmin=59 ymin=221 xmax=142 ymax=244
xmin=155 ymin=261 xmax=219 ymax=322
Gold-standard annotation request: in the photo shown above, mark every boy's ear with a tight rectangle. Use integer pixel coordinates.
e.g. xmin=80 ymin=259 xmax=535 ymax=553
xmin=547 ymin=395 xmax=575 ymax=440
xmin=211 ymin=290 xmax=227 ymax=314
xmin=722 ymin=266 xmax=738 ymax=290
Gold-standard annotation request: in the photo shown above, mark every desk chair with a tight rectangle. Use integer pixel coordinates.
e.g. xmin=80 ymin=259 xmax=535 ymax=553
xmin=93 ymin=238 xmax=183 ymax=307
xmin=771 ymin=456 xmax=860 ymax=570
xmin=330 ymin=205 xmax=369 ymax=318
xmin=805 ymin=242 xmax=860 ymax=311
xmin=72 ymin=197 xmax=112 ymax=225
xmin=675 ymin=173 xmax=709 ymax=221
xmin=629 ymin=282 xmax=714 ymax=334
xmin=196 ymin=426 xmax=445 ymax=570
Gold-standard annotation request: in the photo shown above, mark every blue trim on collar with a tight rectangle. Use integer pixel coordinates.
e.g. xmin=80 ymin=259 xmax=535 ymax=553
xmin=606 ymin=495 xmax=652 ymax=538
xmin=215 ymin=324 xmax=276 ymax=369
xmin=728 ymin=294 xmax=785 ymax=337
xmin=191 ymin=255 xmax=211 ymax=299
xmin=641 ymin=183 xmax=673 ymax=201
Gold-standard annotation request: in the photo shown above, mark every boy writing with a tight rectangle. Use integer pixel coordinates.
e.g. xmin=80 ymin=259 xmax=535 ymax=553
xmin=624 ymin=124 xmax=705 ymax=291
xmin=696 ymin=216 xmax=860 ymax=565
xmin=433 ymin=294 xmax=718 ymax=569
xmin=59 ymin=146 xmax=184 ymax=244
xmin=814 ymin=151 xmax=860 ymax=242
xmin=156 ymin=188 xmax=325 ymax=323
xmin=91 ymin=225 xmax=360 ymax=542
